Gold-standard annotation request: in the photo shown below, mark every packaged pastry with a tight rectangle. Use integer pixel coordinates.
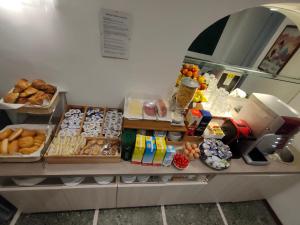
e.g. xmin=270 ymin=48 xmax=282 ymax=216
xmin=47 ymin=136 xmax=86 ymax=156
xmin=79 ymin=138 xmax=120 ymax=156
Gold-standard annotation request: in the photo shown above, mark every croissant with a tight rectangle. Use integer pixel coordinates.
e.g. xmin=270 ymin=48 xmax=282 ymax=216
xmin=13 ymin=87 xmax=23 ymax=93
xmin=27 ymin=91 xmax=47 ymax=105
xmin=40 ymin=84 xmax=57 ymax=94
xmin=3 ymin=93 xmax=19 ymax=103
xmin=20 ymin=86 xmax=38 ymax=97
xmin=15 ymin=79 xmax=30 ymax=91
xmin=31 ymin=79 xmax=46 ymax=90
xmin=16 ymin=97 xmax=28 ymax=104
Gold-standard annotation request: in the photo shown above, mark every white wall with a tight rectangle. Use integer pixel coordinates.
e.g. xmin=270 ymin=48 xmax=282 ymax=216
xmin=0 ymin=0 xmax=294 ymax=107
xmin=240 ymin=76 xmax=299 ymax=103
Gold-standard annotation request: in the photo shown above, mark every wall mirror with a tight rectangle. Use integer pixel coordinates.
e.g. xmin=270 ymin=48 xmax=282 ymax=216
xmin=183 ymin=6 xmax=300 ymax=97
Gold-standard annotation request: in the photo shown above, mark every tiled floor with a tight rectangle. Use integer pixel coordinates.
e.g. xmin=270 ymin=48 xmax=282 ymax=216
xmin=9 ymin=201 xmax=279 ymax=225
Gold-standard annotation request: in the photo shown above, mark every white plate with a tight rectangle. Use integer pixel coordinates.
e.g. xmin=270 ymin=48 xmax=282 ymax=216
xmin=0 ymin=124 xmax=54 ymax=162
xmin=61 ymin=177 xmax=85 ymax=186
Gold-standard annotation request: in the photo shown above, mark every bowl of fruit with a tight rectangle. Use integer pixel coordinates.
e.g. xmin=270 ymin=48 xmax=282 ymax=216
xmin=173 ymin=153 xmax=189 ymax=170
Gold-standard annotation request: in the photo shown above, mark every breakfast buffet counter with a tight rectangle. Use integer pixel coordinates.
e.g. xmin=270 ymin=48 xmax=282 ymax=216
xmin=1 ymin=148 xmax=300 ymax=177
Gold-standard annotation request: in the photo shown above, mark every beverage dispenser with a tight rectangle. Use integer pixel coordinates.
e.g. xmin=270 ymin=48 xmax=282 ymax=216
xmin=235 ymin=93 xmax=300 ymax=165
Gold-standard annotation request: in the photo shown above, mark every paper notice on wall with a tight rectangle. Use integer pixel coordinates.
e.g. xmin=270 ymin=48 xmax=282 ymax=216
xmin=223 ymin=73 xmax=235 ymax=86
xmin=100 ymin=8 xmax=131 ymax=59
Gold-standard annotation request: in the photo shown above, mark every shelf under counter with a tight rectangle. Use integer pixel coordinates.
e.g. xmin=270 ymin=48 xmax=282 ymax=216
xmin=1 ymin=154 xmax=300 ymax=177
xmin=123 ymin=118 xmax=187 ymax=132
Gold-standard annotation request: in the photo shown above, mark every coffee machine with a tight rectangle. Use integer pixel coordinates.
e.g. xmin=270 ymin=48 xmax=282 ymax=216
xmin=235 ymin=93 xmax=300 ymax=165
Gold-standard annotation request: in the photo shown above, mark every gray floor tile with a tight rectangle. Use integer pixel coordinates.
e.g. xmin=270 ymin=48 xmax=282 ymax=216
xmin=98 ymin=206 xmax=163 ymax=225
xmin=165 ymin=204 xmax=224 ymax=225
xmin=221 ymin=200 xmax=277 ymax=225
xmin=15 ymin=210 xmax=94 ymax=225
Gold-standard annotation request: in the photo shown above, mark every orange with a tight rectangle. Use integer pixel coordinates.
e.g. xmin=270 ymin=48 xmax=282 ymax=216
xmin=187 ymin=71 xmax=193 ymax=77
xmin=182 ymin=69 xmax=188 ymax=75
xmin=183 ymin=64 xmax=189 ymax=69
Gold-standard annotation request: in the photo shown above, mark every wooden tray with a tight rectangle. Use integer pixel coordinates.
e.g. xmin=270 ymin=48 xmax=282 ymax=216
xmin=44 ymin=154 xmax=121 ymax=164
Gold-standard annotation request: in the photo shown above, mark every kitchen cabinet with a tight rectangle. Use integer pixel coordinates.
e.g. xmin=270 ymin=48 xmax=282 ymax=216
xmin=0 ymin=182 xmax=117 ymax=213
xmin=206 ymin=174 xmax=300 ymax=202
xmin=117 ymin=180 xmax=209 ymax=208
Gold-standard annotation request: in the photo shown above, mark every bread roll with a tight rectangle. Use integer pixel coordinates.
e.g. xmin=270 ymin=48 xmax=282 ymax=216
xmin=21 ymin=129 xmax=37 ymax=137
xmin=0 ymin=129 xmax=13 ymax=141
xmin=18 ymin=136 xmax=34 ymax=148
xmin=8 ymin=128 xmax=23 ymax=141
xmin=8 ymin=140 xmax=19 ymax=155
xmin=15 ymin=79 xmax=30 ymax=91
xmin=3 ymin=93 xmax=19 ymax=103
xmin=1 ymin=139 xmax=8 ymax=154
xmin=18 ymin=146 xmax=39 ymax=154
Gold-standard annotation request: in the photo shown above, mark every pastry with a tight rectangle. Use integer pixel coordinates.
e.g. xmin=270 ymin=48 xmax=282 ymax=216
xmin=8 ymin=140 xmax=19 ymax=155
xmin=8 ymin=128 xmax=23 ymax=141
xmin=33 ymin=134 xmax=46 ymax=147
xmin=20 ymin=86 xmax=38 ymax=97
xmin=47 ymin=136 xmax=86 ymax=156
xmin=18 ymin=136 xmax=34 ymax=148
xmin=1 ymin=139 xmax=8 ymax=154
xmin=15 ymin=79 xmax=30 ymax=91
xmin=45 ymin=93 xmax=53 ymax=101
xmin=3 ymin=93 xmax=19 ymax=103
xmin=18 ymin=146 xmax=39 ymax=154
xmin=13 ymin=86 xmax=23 ymax=93
xmin=0 ymin=129 xmax=13 ymax=141
xmin=31 ymin=79 xmax=46 ymax=89
xmin=21 ymin=129 xmax=36 ymax=137
xmin=41 ymin=84 xmax=57 ymax=94
xmin=16 ymin=97 xmax=28 ymax=104
xmin=27 ymin=91 xmax=46 ymax=105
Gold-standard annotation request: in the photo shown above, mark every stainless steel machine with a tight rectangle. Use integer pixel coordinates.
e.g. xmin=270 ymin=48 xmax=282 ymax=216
xmin=235 ymin=93 xmax=300 ymax=165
